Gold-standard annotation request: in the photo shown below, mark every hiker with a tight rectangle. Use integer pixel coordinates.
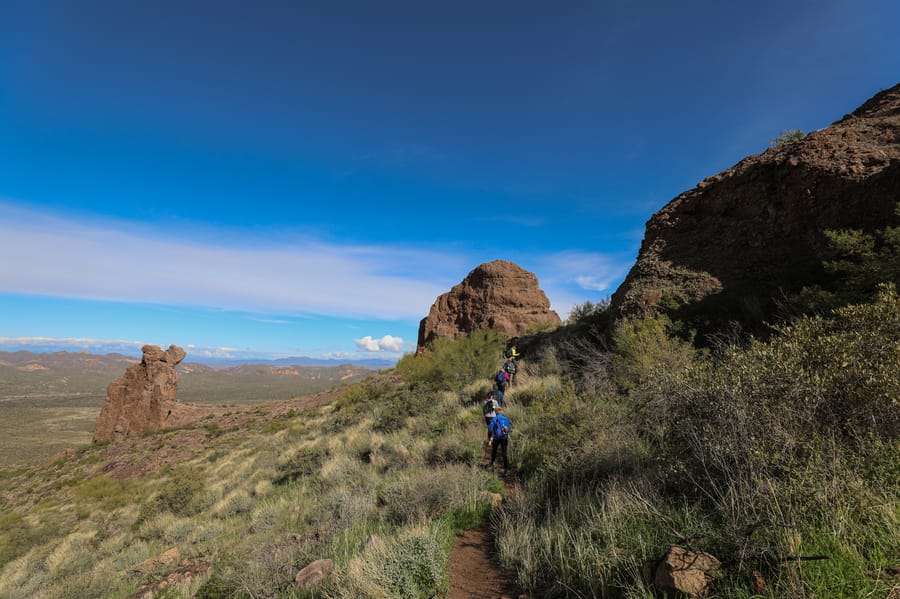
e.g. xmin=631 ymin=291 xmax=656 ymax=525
xmin=482 ymin=392 xmax=498 ymax=443
xmin=503 ymin=358 xmax=517 ymax=386
xmin=504 ymin=344 xmax=520 ymax=361
xmin=494 ymin=368 xmax=509 ymax=405
xmin=489 ymin=406 xmax=511 ymax=475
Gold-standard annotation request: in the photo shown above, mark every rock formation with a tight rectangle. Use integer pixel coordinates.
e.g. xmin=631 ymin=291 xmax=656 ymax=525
xmin=93 ymin=344 xmax=187 ymax=443
xmin=417 ymin=260 xmax=561 ymax=347
xmin=654 ymin=545 xmax=720 ymax=597
xmin=611 ymin=84 xmax=900 ymax=332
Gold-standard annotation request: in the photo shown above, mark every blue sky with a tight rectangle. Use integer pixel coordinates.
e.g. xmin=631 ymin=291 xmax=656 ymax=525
xmin=1 ymin=1 xmax=898 ymax=362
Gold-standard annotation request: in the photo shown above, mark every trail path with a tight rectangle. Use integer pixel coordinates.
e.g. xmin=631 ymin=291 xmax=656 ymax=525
xmin=448 ymin=478 xmax=521 ymax=599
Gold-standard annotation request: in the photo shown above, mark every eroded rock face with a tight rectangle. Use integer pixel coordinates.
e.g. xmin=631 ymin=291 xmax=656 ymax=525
xmin=611 ymin=84 xmax=900 ymax=332
xmin=92 ymin=344 xmax=187 ymax=443
xmin=417 ymin=260 xmax=561 ymax=347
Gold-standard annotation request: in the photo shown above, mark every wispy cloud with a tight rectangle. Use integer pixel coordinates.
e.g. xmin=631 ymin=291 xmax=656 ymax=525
xmin=533 ymin=250 xmax=634 ymax=318
xmin=245 ymin=317 xmax=291 ymax=325
xmin=354 ymin=335 xmax=408 ymax=353
xmin=0 ymin=201 xmax=467 ymax=320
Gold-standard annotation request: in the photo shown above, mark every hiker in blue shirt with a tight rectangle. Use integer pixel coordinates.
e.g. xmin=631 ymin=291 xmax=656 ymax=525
xmin=489 ymin=406 xmax=511 ymax=475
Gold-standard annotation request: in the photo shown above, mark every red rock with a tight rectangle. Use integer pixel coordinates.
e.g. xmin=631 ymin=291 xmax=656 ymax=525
xmin=294 ymin=558 xmax=334 ymax=589
xmin=654 ymin=545 xmax=720 ymax=597
xmin=93 ymin=345 xmax=187 ymax=442
xmin=611 ymin=84 xmax=900 ymax=332
xmin=417 ymin=260 xmax=561 ymax=347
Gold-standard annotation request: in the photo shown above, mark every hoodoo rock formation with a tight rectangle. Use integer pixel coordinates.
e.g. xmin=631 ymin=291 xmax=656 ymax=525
xmin=610 ymin=83 xmax=900 ymax=331
xmin=93 ymin=344 xmax=189 ymax=443
xmin=417 ymin=260 xmax=561 ymax=347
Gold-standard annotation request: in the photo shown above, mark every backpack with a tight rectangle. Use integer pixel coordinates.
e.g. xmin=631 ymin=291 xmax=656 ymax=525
xmin=482 ymin=398 xmax=496 ymax=417
xmin=491 ymin=415 xmax=510 ymax=440
xmin=504 ymin=348 xmax=512 ymax=359
xmin=504 ymin=360 xmax=517 ymax=374
xmin=496 ymin=370 xmax=506 ymax=384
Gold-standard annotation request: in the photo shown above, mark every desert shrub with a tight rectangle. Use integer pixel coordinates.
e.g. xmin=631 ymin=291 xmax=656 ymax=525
xmin=626 ymin=287 xmax=900 ymax=594
xmin=326 ymin=523 xmax=447 ymax=599
xmin=609 ymin=314 xmax=698 ymax=393
xmin=567 ymin=298 xmax=611 ymax=325
xmin=662 ymin=284 xmax=899 ymax=493
xmin=496 ymin=480 xmax=678 ymax=598
xmin=505 ymin=378 xmax=602 ymax=477
xmin=378 ymin=465 xmax=491 ymax=526
xmin=73 ymin=475 xmax=141 ymax=511
xmin=795 ymin=207 xmax=900 ymax=312
xmin=396 ymin=330 xmax=506 ymax=391
xmin=135 ymin=467 xmax=208 ymax=527
xmin=274 ymin=444 xmax=328 ymax=485
xmin=425 ymin=428 xmax=480 ymax=466
xmin=371 ymin=387 xmax=428 ymax=434
xmin=769 ymin=128 xmax=804 ymax=146
xmin=329 ymin=377 xmax=395 ymax=431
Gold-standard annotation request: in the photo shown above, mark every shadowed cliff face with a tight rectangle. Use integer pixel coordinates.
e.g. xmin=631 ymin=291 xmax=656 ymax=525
xmin=417 ymin=260 xmax=561 ymax=347
xmin=611 ymin=83 xmax=900 ymax=333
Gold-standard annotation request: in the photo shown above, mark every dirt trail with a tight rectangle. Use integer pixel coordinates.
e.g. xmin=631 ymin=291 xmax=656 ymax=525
xmin=448 ymin=520 xmax=517 ymax=599
xmin=448 ymin=478 xmax=521 ymax=599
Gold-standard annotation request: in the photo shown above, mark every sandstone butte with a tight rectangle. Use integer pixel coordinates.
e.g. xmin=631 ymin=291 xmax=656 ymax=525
xmin=417 ymin=259 xmax=561 ymax=348
xmin=610 ymin=83 xmax=900 ymax=332
xmin=93 ymin=344 xmax=213 ymax=443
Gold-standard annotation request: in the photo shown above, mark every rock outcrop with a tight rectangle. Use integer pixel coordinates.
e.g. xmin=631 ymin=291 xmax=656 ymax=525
xmin=417 ymin=260 xmax=561 ymax=347
xmin=654 ymin=545 xmax=720 ymax=597
xmin=93 ymin=344 xmax=187 ymax=443
xmin=611 ymin=84 xmax=900 ymax=332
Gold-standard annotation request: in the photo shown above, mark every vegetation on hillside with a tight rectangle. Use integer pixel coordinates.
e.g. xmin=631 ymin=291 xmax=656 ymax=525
xmin=0 ymin=224 xmax=897 ymax=597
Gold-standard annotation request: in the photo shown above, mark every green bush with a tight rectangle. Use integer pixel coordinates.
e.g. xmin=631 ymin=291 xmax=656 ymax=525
xmin=795 ymin=206 xmax=900 ymax=312
xmin=396 ymin=330 xmax=506 ymax=392
xmin=274 ymin=444 xmax=329 ymax=485
xmin=327 ymin=524 xmax=447 ymax=599
xmin=769 ymin=128 xmax=804 ymax=146
xmin=610 ymin=314 xmax=697 ymax=393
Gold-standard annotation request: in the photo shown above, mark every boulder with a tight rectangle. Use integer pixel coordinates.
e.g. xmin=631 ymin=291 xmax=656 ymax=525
xmin=654 ymin=545 xmax=720 ymax=597
xmin=132 ymin=547 xmax=181 ymax=574
xmin=294 ymin=558 xmax=334 ymax=589
xmin=610 ymin=83 xmax=900 ymax=335
xmin=92 ymin=344 xmax=186 ymax=443
xmin=417 ymin=260 xmax=561 ymax=347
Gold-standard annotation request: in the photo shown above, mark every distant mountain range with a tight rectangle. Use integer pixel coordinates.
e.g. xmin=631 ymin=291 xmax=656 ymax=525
xmin=0 ymin=346 xmax=396 ymax=369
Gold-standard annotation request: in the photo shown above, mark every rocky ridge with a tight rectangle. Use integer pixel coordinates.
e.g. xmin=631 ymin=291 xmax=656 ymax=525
xmin=610 ymin=83 xmax=900 ymax=331
xmin=417 ymin=260 xmax=561 ymax=347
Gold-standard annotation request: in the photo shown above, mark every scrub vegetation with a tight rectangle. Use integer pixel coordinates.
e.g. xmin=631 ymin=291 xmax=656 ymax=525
xmin=0 ymin=224 xmax=897 ymax=598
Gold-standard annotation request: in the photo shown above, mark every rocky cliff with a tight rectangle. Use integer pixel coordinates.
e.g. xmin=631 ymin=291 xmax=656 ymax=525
xmin=417 ymin=260 xmax=561 ymax=347
xmin=93 ymin=344 xmax=201 ymax=442
xmin=610 ymin=84 xmax=900 ymax=331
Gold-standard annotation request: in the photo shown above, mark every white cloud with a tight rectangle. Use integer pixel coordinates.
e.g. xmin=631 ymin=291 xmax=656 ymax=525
xmin=531 ymin=250 xmax=635 ymax=318
xmin=0 ymin=202 xmax=468 ymax=320
xmin=354 ymin=335 xmax=406 ymax=353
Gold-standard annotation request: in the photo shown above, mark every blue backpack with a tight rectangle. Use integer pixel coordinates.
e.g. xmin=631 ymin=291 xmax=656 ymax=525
xmin=491 ymin=414 xmax=510 ymax=440
xmin=496 ymin=370 xmax=506 ymax=384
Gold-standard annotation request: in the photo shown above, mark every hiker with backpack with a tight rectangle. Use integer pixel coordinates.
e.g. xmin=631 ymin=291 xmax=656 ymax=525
xmin=489 ymin=406 xmax=511 ymax=475
xmin=504 ymin=344 xmax=520 ymax=361
xmin=503 ymin=358 xmax=517 ymax=386
xmin=494 ymin=368 xmax=509 ymax=405
xmin=482 ymin=392 xmax=498 ymax=443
